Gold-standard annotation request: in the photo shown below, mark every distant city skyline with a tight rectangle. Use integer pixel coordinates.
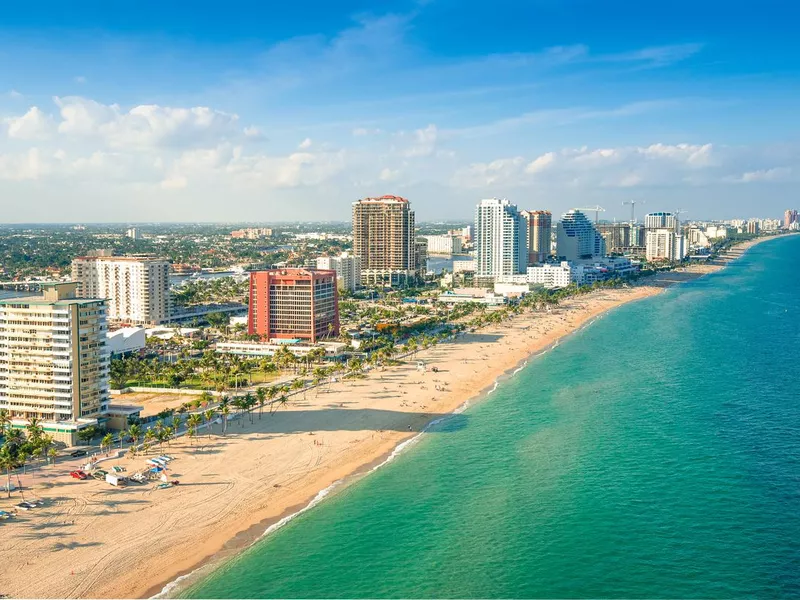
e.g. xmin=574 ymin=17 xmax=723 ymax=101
xmin=1 ymin=0 xmax=799 ymax=222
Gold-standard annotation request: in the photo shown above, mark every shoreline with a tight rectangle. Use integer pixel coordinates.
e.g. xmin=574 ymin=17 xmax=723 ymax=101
xmin=155 ymin=285 xmax=670 ymax=599
xmin=0 ymin=234 xmax=784 ymax=600
xmin=155 ymin=234 xmax=786 ymax=599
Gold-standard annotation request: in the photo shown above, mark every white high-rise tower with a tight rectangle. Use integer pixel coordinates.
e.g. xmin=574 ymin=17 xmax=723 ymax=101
xmin=474 ymin=198 xmax=527 ymax=280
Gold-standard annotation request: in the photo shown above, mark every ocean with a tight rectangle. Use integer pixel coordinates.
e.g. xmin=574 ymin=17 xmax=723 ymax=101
xmin=185 ymin=235 xmax=800 ymax=599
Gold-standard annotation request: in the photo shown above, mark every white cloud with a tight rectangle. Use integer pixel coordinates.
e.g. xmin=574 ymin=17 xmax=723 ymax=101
xmin=53 ymin=96 xmax=242 ymax=148
xmin=738 ymin=167 xmax=793 ymax=183
xmin=243 ymin=125 xmax=263 ymax=138
xmin=525 ymin=152 xmax=556 ymax=173
xmin=352 ymin=127 xmax=382 ymax=136
xmin=298 ymin=137 xmax=313 ymax=149
xmin=74 ymin=76 xmax=87 ymax=84
xmin=160 ymin=175 xmax=188 ymax=189
xmin=454 ymin=143 xmax=724 ymax=189
xmin=4 ymin=107 xmax=54 ymax=140
xmin=400 ymin=124 xmax=438 ymax=157
xmin=0 ymin=148 xmax=48 ymax=181
xmin=379 ymin=167 xmax=399 ymax=181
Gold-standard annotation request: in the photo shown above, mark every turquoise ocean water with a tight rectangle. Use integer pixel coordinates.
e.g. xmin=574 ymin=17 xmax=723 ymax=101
xmin=186 ymin=235 xmax=800 ymax=599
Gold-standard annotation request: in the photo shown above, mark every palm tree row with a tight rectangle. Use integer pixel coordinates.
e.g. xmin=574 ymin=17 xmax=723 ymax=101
xmin=0 ymin=412 xmax=59 ymax=498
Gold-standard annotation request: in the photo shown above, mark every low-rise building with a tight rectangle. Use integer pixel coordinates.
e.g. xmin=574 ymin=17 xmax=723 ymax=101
xmin=216 ymin=340 xmax=347 ymax=359
xmin=423 ymin=234 xmax=463 ymax=255
xmin=437 ymin=290 xmax=507 ymax=306
xmin=106 ymin=327 xmax=146 ymax=356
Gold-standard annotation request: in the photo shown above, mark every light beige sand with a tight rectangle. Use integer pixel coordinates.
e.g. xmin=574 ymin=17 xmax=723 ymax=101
xmin=0 ymin=237 xmax=778 ymax=599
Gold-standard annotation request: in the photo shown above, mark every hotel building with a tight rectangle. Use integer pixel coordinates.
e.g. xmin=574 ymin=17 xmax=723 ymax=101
xmin=352 ymin=195 xmax=418 ymax=286
xmin=316 ymin=253 xmax=362 ymax=292
xmin=0 ymin=283 xmax=110 ymax=445
xmin=248 ymin=269 xmax=339 ymax=343
xmin=645 ymin=229 xmax=687 ymax=261
xmin=475 ymin=198 xmax=528 ymax=281
xmin=520 ymin=210 xmax=552 ymax=264
xmin=556 ymin=210 xmax=606 ymax=261
xmin=645 ymin=212 xmax=679 ymax=231
xmin=71 ymin=251 xmax=171 ymax=325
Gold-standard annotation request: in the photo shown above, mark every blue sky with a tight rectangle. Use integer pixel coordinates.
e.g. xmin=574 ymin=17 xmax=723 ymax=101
xmin=1 ymin=0 xmax=799 ymax=222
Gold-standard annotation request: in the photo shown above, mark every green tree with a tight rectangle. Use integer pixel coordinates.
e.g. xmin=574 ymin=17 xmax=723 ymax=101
xmin=203 ymin=409 xmax=215 ymax=438
xmin=220 ymin=405 xmax=230 ymax=435
xmin=100 ymin=433 xmax=114 ymax=454
xmin=0 ymin=409 xmax=10 ymax=436
xmin=256 ymin=387 xmax=267 ymax=419
xmin=77 ymin=426 xmax=97 ymax=445
xmin=0 ymin=446 xmax=14 ymax=499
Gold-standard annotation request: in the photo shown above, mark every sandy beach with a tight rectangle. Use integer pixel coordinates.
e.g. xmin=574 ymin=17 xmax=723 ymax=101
xmin=0 ymin=238 xmax=775 ymax=599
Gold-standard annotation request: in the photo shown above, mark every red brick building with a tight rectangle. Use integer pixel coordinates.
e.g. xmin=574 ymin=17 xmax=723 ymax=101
xmin=248 ymin=269 xmax=339 ymax=342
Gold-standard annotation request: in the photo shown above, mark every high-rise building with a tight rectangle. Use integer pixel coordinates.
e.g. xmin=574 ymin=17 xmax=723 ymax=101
xmin=747 ymin=221 xmax=760 ymax=235
xmin=646 ymin=229 xmax=686 ymax=261
xmin=248 ymin=269 xmax=339 ymax=343
xmin=520 ymin=210 xmax=553 ymax=264
xmin=784 ymin=209 xmax=798 ymax=229
xmin=474 ymin=198 xmax=527 ymax=280
xmin=71 ymin=251 xmax=171 ymax=325
xmin=596 ymin=223 xmax=632 ymax=254
xmin=629 ymin=224 xmax=646 ymax=247
xmin=556 ymin=210 xmax=606 ymax=261
xmin=645 ymin=212 xmax=679 ymax=231
xmin=352 ymin=195 xmax=418 ymax=286
xmin=0 ymin=283 xmax=109 ymax=445
xmin=126 ymin=227 xmax=140 ymax=240
xmin=316 ymin=253 xmax=361 ymax=292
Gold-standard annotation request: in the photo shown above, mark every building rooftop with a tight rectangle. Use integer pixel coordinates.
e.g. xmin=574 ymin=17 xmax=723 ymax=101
xmin=0 ymin=295 xmax=105 ymax=306
xmin=355 ymin=195 xmax=409 ymax=204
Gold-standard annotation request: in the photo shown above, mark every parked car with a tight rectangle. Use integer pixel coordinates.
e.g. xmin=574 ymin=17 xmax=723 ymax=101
xmin=69 ymin=470 xmax=88 ymax=480
xmin=70 ymin=449 xmax=87 ymax=457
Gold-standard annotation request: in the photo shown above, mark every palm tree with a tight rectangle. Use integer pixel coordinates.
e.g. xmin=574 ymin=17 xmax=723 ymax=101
xmin=47 ymin=447 xmax=57 ymax=466
xmin=143 ymin=429 xmax=156 ymax=454
xmin=26 ymin=416 xmax=43 ymax=444
xmin=256 ymin=387 xmax=267 ymax=419
xmin=0 ymin=408 xmax=10 ymax=436
xmin=171 ymin=415 xmax=181 ymax=436
xmin=203 ymin=409 xmax=215 ymax=437
xmin=243 ymin=392 xmax=255 ymax=424
xmin=118 ymin=427 xmax=128 ymax=449
xmin=101 ymin=433 xmax=114 ymax=455
xmin=220 ymin=405 xmax=230 ymax=435
xmin=128 ymin=423 xmax=142 ymax=449
xmin=187 ymin=414 xmax=202 ymax=443
xmin=0 ymin=446 xmax=14 ymax=499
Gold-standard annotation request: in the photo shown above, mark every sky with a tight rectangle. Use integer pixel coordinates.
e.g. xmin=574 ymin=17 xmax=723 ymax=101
xmin=1 ymin=0 xmax=799 ymax=223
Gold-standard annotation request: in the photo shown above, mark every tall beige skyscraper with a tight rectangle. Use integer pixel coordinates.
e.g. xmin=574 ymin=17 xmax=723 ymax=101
xmin=72 ymin=251 xmax=171 ymax=325
xmin=0 ymin=283 xmax=109 ymax=445
xmin=520 ymin=210 xmax=552 ymax=264
xmin=352 ymin=195 xmax=418 ymax=286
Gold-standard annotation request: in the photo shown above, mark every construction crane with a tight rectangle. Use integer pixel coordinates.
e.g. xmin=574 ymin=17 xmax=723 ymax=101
xmin=574 ymin=205 xmax=606 ymax=224
xmin=622 ymin=200 xmax=644 ymax=223
xmin=674 ymin=208 xmax=688 ymax=225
